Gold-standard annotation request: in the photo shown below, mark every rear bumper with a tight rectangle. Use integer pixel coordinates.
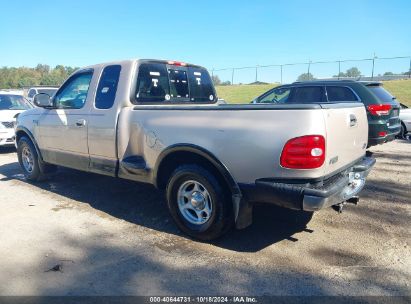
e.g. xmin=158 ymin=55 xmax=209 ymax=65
xmin=239 ymin=157 xmax=375 ymax=212
xmin=368 ymin=122 xmax=401 ymax=146
xmin=368 ymin=133 xmax=397 ymax=146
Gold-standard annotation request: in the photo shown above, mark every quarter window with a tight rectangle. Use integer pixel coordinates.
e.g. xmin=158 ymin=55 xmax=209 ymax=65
xmin=95 ymin=65 xmax=121 ymax=109
xmin=326 ymin=86 xmax=358 ymax=102
xmin=54 ymin=72 xmax=93 ymax=109
xmin=366 ymin=85 xmax=394 ymax=103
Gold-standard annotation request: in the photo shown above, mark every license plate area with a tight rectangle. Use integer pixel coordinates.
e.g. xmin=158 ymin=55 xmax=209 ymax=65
xmin=341 ymin=172 xmax=365 ymax=200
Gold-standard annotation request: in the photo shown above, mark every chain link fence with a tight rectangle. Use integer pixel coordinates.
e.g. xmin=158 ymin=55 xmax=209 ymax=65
xmin=210 ymin=56 xmax=411 ymax=85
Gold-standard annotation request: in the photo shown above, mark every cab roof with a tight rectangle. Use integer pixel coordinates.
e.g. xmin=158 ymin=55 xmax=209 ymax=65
xmin=81 ymin=59 xmax=204 ymax=71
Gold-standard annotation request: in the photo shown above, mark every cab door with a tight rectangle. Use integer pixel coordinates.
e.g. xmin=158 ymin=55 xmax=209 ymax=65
xmin=36 ymin=70 xmax=94 ymax=170
xmin=87 ymin=64 xmax=122 ymax=176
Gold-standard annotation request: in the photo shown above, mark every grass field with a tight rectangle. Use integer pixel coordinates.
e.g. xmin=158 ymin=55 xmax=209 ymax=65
xmin=381 ymin=79 xmax=411 ymax=107
xmin=216 ymin=79 xmax=411 ymax=107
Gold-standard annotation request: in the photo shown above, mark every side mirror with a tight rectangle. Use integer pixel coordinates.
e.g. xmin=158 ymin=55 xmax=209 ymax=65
xmin=33 ymin=93 xmax=53 ymax=108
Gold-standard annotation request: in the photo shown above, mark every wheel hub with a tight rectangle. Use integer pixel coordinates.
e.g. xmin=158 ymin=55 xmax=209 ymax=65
xmin=177 ymin=180 xmax=213 ymax=225
xmin=22 ymin=146 xmax=34 ymax=173
xmin=191 ymin=191 xmax=206 ymax=210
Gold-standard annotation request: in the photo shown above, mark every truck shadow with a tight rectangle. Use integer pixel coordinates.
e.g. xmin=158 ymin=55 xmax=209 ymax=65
xmin=0 ymin=161 xmax=313 ymax=253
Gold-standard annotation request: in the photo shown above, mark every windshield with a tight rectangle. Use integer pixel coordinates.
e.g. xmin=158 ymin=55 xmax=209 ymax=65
xmin=0 ymin=95 xmax=32 ymax=110
xmin=37 ymin=88 xmax=58 ymax=96
xmin=367 ymin=85 xmax=395 ymax=103
xmin=135 ymin=63 xmax=216 ymax=103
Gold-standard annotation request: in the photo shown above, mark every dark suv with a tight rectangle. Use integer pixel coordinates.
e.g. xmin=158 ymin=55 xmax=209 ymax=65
xmin=252 ymin=80 xmax=401 ymax=147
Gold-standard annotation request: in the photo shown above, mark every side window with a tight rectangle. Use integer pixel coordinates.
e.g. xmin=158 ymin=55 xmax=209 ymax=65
xmin=136 ymin=63 xmax=170 ymax=102
xmin=95 ymin=65 xmax=121 ymax=109
xmin=54 ymin=72 xmax=93 ymax=109
xmin=326 ymin=86 xmax=358 ymax=102
xmin=258 ymin=87 xmax=291 ymax=104
xmin=289 ymin=86 xmax=324 ymax=103
xmin=28 ymin=89 xmax=36 ymax=98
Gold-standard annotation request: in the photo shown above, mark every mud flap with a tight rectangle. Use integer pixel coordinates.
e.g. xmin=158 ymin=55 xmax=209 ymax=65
xmin=233 ymin=194 xmax=253 ymax=229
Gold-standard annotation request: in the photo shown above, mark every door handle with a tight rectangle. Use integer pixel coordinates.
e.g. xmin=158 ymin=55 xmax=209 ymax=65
xmin=349 ymin=114 xmax=357 ymax=127
xmin=75 ymin=119 xmax=86 ymax=127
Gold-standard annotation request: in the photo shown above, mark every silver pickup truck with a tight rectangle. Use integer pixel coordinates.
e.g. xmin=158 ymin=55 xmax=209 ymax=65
xmin=15 ymin=59 xmax=375 ymax=240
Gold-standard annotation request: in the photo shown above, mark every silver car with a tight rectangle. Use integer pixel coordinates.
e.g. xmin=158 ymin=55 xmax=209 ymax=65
xmin=399 ymin=103 xmax=411 ymax=139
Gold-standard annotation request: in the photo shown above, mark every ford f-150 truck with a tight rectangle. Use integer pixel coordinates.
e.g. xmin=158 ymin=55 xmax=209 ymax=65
xmin=15 ymin=59 xmax=375 ymax=240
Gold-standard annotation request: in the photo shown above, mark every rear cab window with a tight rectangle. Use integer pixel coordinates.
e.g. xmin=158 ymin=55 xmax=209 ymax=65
xmin=134 ymin=62 xmax=216 ymax=104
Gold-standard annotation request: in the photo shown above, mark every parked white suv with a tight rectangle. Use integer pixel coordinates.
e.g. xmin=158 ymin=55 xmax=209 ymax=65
xmin=399 ymin=103 xmax=411 ymax=139
xmin=0 ymin=93 xmax=33 ymax=146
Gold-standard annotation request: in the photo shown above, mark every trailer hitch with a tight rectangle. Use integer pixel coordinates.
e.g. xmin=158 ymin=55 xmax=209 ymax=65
xmin=333 ymin=196 xmax=360 ymax=213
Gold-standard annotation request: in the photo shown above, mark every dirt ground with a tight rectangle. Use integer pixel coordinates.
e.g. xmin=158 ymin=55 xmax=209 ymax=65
xmin=0 ymin=140 xmax=410 ymax=296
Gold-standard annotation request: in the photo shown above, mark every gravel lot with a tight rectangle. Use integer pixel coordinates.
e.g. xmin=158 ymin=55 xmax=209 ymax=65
xmin=0 ymin=140 xmax=410 ymax=296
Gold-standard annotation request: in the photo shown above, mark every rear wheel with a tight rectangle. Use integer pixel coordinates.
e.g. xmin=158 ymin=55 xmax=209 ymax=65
xmin=17 ymin=136 xmax=56 ymax=181
xmin=166 ymin=164 xmax=233 ymax=240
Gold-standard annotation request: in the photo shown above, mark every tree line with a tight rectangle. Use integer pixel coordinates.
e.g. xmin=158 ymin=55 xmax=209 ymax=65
xmin=297 ymin=67 xmax=411 ymax=82
xmin=0 ymin=64 xmax=78 ymax=89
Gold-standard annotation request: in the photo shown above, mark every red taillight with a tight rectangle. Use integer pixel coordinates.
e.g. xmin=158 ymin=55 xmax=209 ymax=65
xmin=167 ymin=60 xmax=187 ymax=66
xmin=367 ymin=104 xmax=391 ymax=116
xmin=378 ymin=131 xmax=387 ymax=137
xmin=280 ymin=135 xmax=325 ymax=169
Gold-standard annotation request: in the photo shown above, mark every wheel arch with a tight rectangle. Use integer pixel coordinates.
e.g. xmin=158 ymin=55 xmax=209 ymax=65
xmin=154 ymin=144 xmax=240 ymax=195
xmin=154 ymin=144 xmax=251 ymax=228
xmin=15 ymin=127 xmax=43 ymax=162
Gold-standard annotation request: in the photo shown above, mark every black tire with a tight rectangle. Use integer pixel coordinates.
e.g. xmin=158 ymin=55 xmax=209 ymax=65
xmin=166 ymin=164 xmax=234 ymax=240
xmin=17 ymin=136 xmax=56 ymax=181
xmin=400 ymin=123 xmax=408 ymax=140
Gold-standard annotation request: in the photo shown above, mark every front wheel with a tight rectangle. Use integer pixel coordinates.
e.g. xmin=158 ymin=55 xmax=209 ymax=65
xmin=17 ymin=137 xmax=56 ymax=181
xmin=166 ymin=165 xmax=233 ymax=240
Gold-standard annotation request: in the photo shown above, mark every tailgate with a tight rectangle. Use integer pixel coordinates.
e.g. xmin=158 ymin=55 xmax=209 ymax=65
xmin=321 ymin=103 xmax=368 ymax=176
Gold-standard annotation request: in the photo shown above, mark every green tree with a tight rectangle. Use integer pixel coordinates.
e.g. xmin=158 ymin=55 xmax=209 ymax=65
xmin=333 ymin=72 xmax=346 ymax=77
xmin=211 ymin=75 xmax=221 ymax=85
xmin=35 ymin=64 xmax=50 ymax=75
xmin=297 ymin=73 xmax=315 ymax=81
xmin=0 ymin=64 xmax=79 ymax=89
xmin=345 ymin=67 xmax=361 ymax=77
